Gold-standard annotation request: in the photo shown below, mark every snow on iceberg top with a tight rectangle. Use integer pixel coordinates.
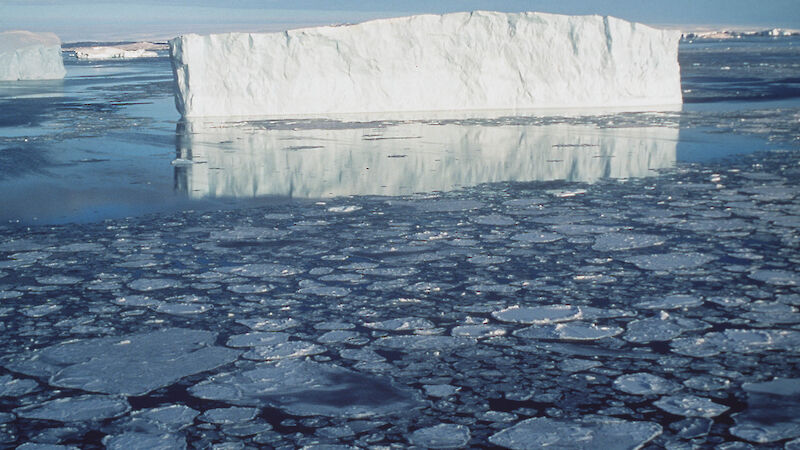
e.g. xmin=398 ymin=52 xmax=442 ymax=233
xmin=0 ymin=30 xmax=66 ymax=81
xmin=0 ymin=30 xmax=62 ymax=53
xmin=169 ymin=11 xmax=682 ymax=118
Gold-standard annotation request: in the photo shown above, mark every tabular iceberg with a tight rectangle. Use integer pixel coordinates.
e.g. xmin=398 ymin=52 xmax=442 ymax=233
xmin=0 ymin=31 xmax=66 ymax=81
xmin=169 ymin=11 xmax=682 ymax=118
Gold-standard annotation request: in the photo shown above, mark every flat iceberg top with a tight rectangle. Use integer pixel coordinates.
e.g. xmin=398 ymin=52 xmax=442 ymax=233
xmin=0 ymin=30 xmax=61 ymax=53
xmin=170 ymin=11 xmax=682 ymax=118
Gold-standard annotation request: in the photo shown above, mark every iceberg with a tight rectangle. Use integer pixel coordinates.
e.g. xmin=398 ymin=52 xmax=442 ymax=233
xmin=169 ymin=11 xmax=681 ymax=117
xmin=0 ymin=31 xmax=66 ymax=81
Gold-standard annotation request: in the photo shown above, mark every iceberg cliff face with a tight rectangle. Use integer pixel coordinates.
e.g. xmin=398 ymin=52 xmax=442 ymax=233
xmin=0 ymin=31 xmax=66 ymax=81
xmin=169 ymin=11 xmax=682 ymax=118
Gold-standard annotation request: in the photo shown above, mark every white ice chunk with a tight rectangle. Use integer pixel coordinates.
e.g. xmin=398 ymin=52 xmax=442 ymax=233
xmin=170 ymin=11 xmax=681 ymax=117
xmin=613 ymin=373 xmax=680 ymax=395
xmin=364 ymin=317 xmax=435 ymax=331
xmin=199 ymin=407 xmax=258 ymax=424
xmin=748 ymin=269 xmax=800 ymax=286
xmin=375 ymin=335 xmax=476 ymax=351
xmin=242 ymin=341 xmax=326 ymax=361
xmin=5 ymin=329 xmax=240 ymax=396
xmin=451 ymin=325 xmax=506 ymax=339
xmin=592 ymin=233 xmax=665 ymax=252
xmin=0 ymin=31 xmax=66 ymax=81
xmin=635 ymin=294 xmax=703 ymax=310
xmin=624 ymin=253 xmax=715 ymax=271
xmin=226 ymin=332 xmax=289 ymax=348
xmin=103 ymin=432 xmax=186 ymax=450
xmin=489 ymin=416 xmax=661 ymax=449
xmin=0 ymin=374 xmax=38 ymax=397
xmin=14 ymin=395 xmax=130 ymax=422
xmin=514 ymin=322 xmax=623 ymax=341
xmin=653 ymin=395 xmax=729 ymax=418
xmin=409 ymin=423 xmax=471 ymax=448
xmin=131 ymin=404 xmax=199 ymax=430
xmin=492 ymin=305 xmax=581 ymax=324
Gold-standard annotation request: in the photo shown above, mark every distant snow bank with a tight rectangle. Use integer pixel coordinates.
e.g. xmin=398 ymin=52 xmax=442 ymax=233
xmin=0 ymin=31 xmax=66 ymax=81
xmin=169 ymin=11 xmax=682 ymax=118
xmin=683 ymin=28 xmax=800 ymax=40
xmin=71 ymin=42 xmax=163 ymax=59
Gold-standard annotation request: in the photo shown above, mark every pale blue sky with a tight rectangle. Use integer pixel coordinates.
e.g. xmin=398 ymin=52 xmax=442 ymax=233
xmin=2 ymin=0 xmax=799 ymax=42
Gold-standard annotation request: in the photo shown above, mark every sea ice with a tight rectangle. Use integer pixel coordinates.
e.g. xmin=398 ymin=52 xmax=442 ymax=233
xmin=613 ymin=373 xmax=680 ymax=395
xmin=242 ymin=341 xmax=326 ymax=360
xmin=131 ymin=404 xmax=199 ymax=430
xmin=748 ymin=269 xmax=800 ymax=286
xmin=375 ymin=335 xmax=475 ymax=351
xmin=14 ymin=395 xmax=130 ymax=422
xmin=635 ymin=294 xmax=703 ymax=310
xmin=0 ymin=374 xmax=38 ymax=397
xmin=226 ymin=332 xmax=289 ymax=348
xmin=488 ymin=416 xmax=662 ymax=449
xmin=623 ymin=253 xmax=715 ymax=271
xmin=199 ymin=407 xmax=259 ymax=424
xmin=513 ymin=322 xmax=622 ymax=341
xmin=189 ymin=359 xmax=421 ymax=418
xmin=5 ymin=329 xmax=240 ymax=396
xmin=0 ymin=31 xmax=66 ymax=80
xmin=364 ymin=317 xmax=434 ymax=331
xmin=169 ymin=11 xmax=681 ymax=117
xmin=653 ymin=395 xmax=729 ymax=418
xmin=102 ymin=432 xmax=186 ymax=450
xmin=409 ymin=423 xmax=471 ymax=448
xmin=492 ymin=305 xmax=582 ymax=324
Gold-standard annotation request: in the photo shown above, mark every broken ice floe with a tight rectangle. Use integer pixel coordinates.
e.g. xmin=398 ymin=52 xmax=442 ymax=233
xmin=241 ymin=341 xmax=326 ymax=360
xmin=5 ymin=329 xmax=239 ymax=396
xmin=670 ymin=328 xmax=800 ymax=357
xmin=409 ymin=423 xmax=471 ymax=448
xmin=488 ymin=416 xmax=661 ymax=449
xmin=613 ymin=373 xmax=680 ymax=395
xmin=653 ymin=395 xmax=729 ymax=418
xmin=14 ymin=395 xmax=130 ymax=422
xmin=635 ymin=294 xmax=703 ymax=310
xmin=103 ymin=432 xmax=186 ymax=450
xmin=189 ymin=359 xmax=421 ymax=418
xmin=492 ymin=305 xmax=581 ymax=324
xmin=591 ymin=233 xmax=665 ymax=252
xmin=623 ymin=253 xmax=715 ymax=271
xmin=513 ymin=322 xmax=622 ymax=341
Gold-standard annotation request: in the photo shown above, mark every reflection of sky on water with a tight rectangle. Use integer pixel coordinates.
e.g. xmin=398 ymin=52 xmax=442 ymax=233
xmin=174 ymin=120 xmax=678 ymax=199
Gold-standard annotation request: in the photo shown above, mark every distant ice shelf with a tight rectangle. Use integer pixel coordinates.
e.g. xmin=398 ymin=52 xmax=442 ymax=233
xmin=169 ymin=11 xmax=683 ymax=118
xmin=72 ymin=43 xmax=160 ymax=60
xmin=0 ymin=31 xmax=66 ymax=81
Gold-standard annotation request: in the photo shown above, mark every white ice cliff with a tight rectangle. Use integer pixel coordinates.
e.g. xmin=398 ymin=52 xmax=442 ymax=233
xmin=0 ymin=31 xmax=66 ymax=81
xmin=169 ymin=11 xmax=682 ymax=118
xmin=174 ymin=121 xmax=678 ymax=199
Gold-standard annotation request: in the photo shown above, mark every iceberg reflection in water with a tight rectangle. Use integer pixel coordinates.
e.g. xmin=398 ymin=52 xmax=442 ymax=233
xmin=174 ymin=119 xmax=677 ymax=199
